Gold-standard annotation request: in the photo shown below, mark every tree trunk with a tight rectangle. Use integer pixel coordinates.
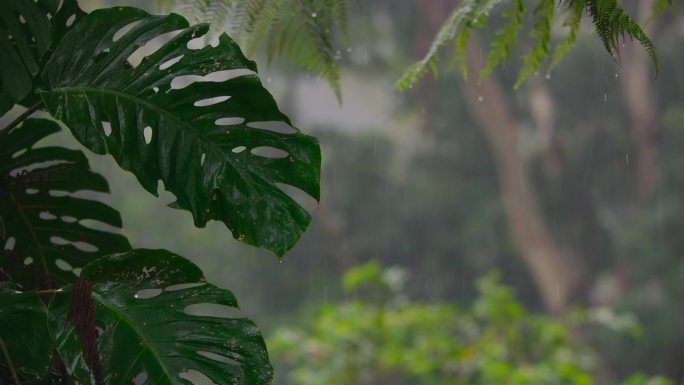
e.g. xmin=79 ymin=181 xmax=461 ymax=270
xmin=620 ymin=0 xmax=660 ymax=201
xmin=462 ymin=41 xmax=583 ymax=313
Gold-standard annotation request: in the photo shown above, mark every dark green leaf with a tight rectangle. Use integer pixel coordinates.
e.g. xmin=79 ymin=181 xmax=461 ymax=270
xmin=48 ymin=249 xmax=272 ymax=385
xmin=0 ymin=119 xmax=131 ymax=285
xmin=0 ymin=0 xmax=86 ymax=107
xmin=0 ymin=284 xmax=52 ymax=381
xmin=40 ymin=7 xmax=321 ymax=256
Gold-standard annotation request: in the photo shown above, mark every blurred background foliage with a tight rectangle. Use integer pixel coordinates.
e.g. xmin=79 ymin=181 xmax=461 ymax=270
xmin=271 ymin=263 xmax=672 ymax=385
xmin=36 ymin=0 xmax=684 ymax=383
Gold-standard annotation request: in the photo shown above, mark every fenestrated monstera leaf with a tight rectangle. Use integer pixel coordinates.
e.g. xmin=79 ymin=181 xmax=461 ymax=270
xmin=0 ymin=283 xmax=53 ymax=382
xmin=48 ymin=249 xmax=272 ymax=385
xmin=40 ymin=6 xmax=321 ymax=256
xmin=0 ymin=119 xmax=131 ymax=285
xmin=0 ymin=0 xmax=86 ymax=107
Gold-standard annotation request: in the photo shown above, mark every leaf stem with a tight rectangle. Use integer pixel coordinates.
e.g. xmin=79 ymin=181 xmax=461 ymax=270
xmin=0 ymin=102 xmax=43 ymax=135
xmin=0 ymin=336 xmax=22 ymax=385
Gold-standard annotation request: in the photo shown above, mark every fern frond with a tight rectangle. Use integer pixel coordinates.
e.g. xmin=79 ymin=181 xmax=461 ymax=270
xmin=514 ymin=0 xmax=555 ymax=88
xmin=584 ymin=0 xmax=660 ymax=76
xmin=327 ymin=0 xmax=350 ymax=38
xmin=252 ymin=0 xmax=343 ymax=100
xmin=480 ymin=0 xmax=525 ymax=80
xmin=453 ymin=27 xmax=475 ymax=80
xmin=155 ymin=0 xmax=347 ymax=100
xmin=234 ymin=0 xmax=272 ymax=43
xmin=548 ymin=0 xmax=584 ymax=73
xmin=395 ymin=0 xmax=505 ymax=91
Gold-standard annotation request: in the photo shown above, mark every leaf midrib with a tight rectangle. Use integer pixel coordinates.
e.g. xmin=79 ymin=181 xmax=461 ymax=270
xmin=91 ymin=290 xmax=175 ymax=384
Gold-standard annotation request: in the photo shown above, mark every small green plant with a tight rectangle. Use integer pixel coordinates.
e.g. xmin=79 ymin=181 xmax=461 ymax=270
xmin=271 ymin=263 xmax=674 ymax=385
xmin=0 ymin=1 xmax=320 ymax=384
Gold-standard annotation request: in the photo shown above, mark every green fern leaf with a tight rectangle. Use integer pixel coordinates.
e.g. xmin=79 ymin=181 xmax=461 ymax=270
xmin=548 ymin=0 xmax=584 ymax=73
xmin=480 ymin=0 xmax=525 ymax=80
xmin=160 ymin=0 xmax=348 ymax=101
xmin=395 ymin=0 xmax=505 ymax=91
xmin=514 ymin=0 xmax=555 ymax=88
xmin=584 ymin=0 xmax=660 ymax=76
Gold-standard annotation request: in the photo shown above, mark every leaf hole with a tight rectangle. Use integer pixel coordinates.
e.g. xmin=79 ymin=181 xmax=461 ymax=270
xmin=102 ymin=121 xmax=112 ymax=137
xmin=134 ymin=288 xmax=163 ymax=299
xmin=73 ymin=268 xmax=82 ymax=277
xmin=276 ymin=183 xmax=319 ymax=210
xmin=247 ymin=121 xmax=296 ymax=134
xmin=112 ymin=20 xmax=142 ymax=42
xmin=143 ymin=126 xmax=153 ymax=144
xmin=50 ymin=236 xmax=69 ymax=246
xmin=159 ymin=55 xmax=183 ymax=70
xmin=208 ymin=69 xmax=254 ymax=81
xmin=196 ymin=351 xmax=240 ymax=366
xmin=4 ymin=237 xmax=15 ymax=250
xmin=184 ymin=303 xmax=240 ymax=318
xmin=186 ymin=36 xmax=207 ymax=50
xmin=24 ymin=257 xmax=33 ymax=265
xmin=61 ymin=216 xmax=77 ymax=223
xmin=133 ymin=372 xmax=148 ymax=385
xmin=127 ymin=29 xmax=183 ymax=67
xmin=250 ymin=146 xmax=289 ymax=159
xmin=73 ymin=241 xmax=98 ymax=252
xmin=39 ymin=211 xmax=57 ymax=220
xmin=55 ymin=258 xmax=73 ymax=271
xmin=194 ymin=96 xmax=229 ymax=107
xmin=170 ymin=69 xmax=254 ymax=90
xmin=178 ymin=369 xmax=217 ymax=385
xmin=165 ymin=283 xmax=205 ymax=292
xmin=79 ymin=219 xmax=122 ymax=234
xmin=11 ymin=149 xmax=27 ymax=158
xmin=215 ymin=117 xmax=244 ymax=126
xmin=26 ymin=188 xmax=39 ymax=195
xmin=231 ymin=146 xmax=246 ymax=154
xmin=152 ymin=87 xmax=159 ymax=93
xmin=200 ymin=153 xmax=206 ymax=166
xmin=65 ymin=14 xmax=76 ymax=27
xmin=18 ymin=14 xmax=26 ymax=24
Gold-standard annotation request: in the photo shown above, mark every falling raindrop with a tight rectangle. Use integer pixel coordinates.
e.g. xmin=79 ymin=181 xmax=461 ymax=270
xmin=604 ymin=93 xmax=607 ymax=102
xmin=478 ymin=96 xmax=484 ymax=102
xmin=311 ymin=12 xmax=317 ymax=18
xmin=545 ymin=74 xmax=551 ymax=80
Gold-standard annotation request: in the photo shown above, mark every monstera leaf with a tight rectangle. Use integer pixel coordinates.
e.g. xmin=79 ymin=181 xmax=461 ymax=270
xmin=0 ymin=0 xmax=85 ymax=108
xmin=0 ymin=283 xmax=52 ymax=382
xmin=0 ymin=119 xmax=130 ymax=285
xmin=40 ymin=7 xmax=321 ymax=256
xmin=48 ymin=249 xmax=272 ymax=385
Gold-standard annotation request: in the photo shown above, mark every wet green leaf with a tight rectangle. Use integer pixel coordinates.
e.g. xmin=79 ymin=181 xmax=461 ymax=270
xmin=0 ymin=284 xmax=52 ymax=381
xmin=0 ymin=119 xmax=130 ymax=285
xmin=49 ymin=249 xmax=272 ymax=385
xmin=40 ymin=7 xmax=321 ymax=256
